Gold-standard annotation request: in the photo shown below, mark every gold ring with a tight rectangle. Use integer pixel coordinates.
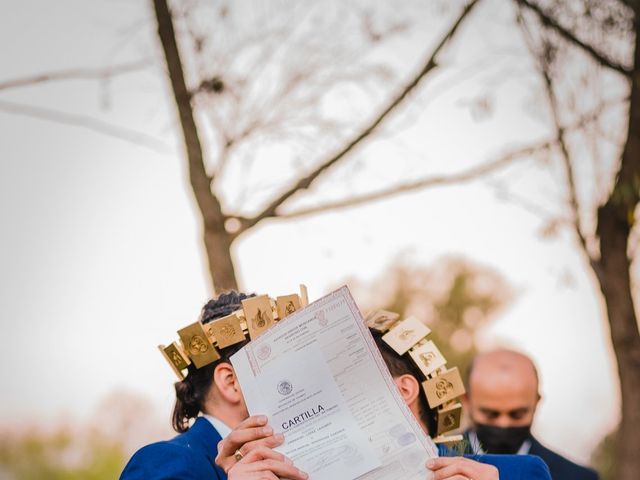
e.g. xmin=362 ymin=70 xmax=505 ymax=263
xmin=234 ymin=449 xmax=243 ymax=462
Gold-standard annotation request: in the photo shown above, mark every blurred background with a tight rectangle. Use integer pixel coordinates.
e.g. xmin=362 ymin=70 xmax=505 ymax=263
xmin=1 ymin=0 xmax=638 ymax=478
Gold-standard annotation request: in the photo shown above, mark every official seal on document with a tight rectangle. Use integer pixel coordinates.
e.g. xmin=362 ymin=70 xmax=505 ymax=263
xmin=316 ymin=310 xmax=328 ymax=327
xmin=257 ymin=344 xmax=271 ymax=360
xmin=277 ymin=380 xmax=293 ymax=396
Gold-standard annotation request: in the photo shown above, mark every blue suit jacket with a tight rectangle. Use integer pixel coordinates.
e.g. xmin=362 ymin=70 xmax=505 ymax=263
xmin=470 ymin=453 xmax=552 ymax=480
xmin=529 ymin=437 xmax=599 ymax=480
xmin=439 ymin=444 xmax=551 ymax=480
xmin=120 ymin=417 xmax=226 ymax=480
xmin=462 ymin=429 xmax=598 ymax=480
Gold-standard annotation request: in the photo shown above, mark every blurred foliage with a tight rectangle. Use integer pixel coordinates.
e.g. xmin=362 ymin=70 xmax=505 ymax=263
xmin=0 ymin=426 xmax=126 ymax=480
xmin=591 ymin=429 xmax=618 ymax=480
xmin=348 ymin=255 xmax=511 ymax=380
xmin=0 ymin=390 xmax=170 ymax=480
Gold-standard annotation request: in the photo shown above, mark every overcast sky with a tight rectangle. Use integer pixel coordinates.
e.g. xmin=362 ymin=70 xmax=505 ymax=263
xmin=0 ymin=0 xmax=623 ymax=465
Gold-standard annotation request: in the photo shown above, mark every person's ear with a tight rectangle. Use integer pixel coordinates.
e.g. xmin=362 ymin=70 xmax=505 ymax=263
xmin=533 ymin=392 xmax=542 ymax=411
xmin=393 ymin=374 xmax=421 ymax=406
xmin=461 ymin=391 xmax=470 ymax=409
xmin=213 ymin=362 xmax=243 ymax=405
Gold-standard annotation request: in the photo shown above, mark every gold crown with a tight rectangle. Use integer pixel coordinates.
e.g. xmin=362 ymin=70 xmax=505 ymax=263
xmin=365 ymin=310 xmax=466 ymax=443
xmin=158 ymin=285 xmax=309 ymax=380
xmin=160 ymin=290 xmax=463 ymax=443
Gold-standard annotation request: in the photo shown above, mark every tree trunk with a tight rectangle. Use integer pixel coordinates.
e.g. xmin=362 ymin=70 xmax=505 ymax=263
xmin=594 ymin=7 xmax=640 ymax=478
xmin=596 ymin=204 xmax=640 ymax=480
xmin=152 ymin=0 xmax=238 ymax=293
xmin=204 ymin=225 xmax=238 ymax=293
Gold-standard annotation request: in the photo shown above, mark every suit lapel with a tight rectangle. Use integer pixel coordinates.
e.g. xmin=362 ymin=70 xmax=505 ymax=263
xmin=527 ymin=437 xmax=546 ymax=456
xmin=183 ymin=417 xmax=227 ymax=479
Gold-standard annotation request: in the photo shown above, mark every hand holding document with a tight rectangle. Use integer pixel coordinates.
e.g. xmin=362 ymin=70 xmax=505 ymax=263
xmin=231 ymin=286 xmax=438 ymax=480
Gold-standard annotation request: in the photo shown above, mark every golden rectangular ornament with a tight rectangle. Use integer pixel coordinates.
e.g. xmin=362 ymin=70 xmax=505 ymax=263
xmin=422 ymin=367 xmax=466 ymax=409
xmin=276 ymin=294 xmax=301 ymax=319
xmin=242 ymin=295 xmax=275 ymax=340
xmin=432 ymin=434 xmax=464 ymax=446
xmin=365 ymin=310 xmax=400 ymax=333
xmin=382 ymin=316 xmax=431 ymax=355
xmin=299 ymin=284 xmax=309 ymax=307
xmin=158 ymin=342 xmax=191 ymax=380
xmin=177 ymin=321 xmax=220 ymax=368
xmin=436 ymin=402 xmax=463 ymax=435
xmin=205 ymin=313 xmax=246 ymax=349
xmin=409 ymin=340 xmax=447 ymax=377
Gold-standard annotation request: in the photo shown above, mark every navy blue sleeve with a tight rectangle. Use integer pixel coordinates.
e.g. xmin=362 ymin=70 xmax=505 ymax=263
xmin=120 ymin=442 xmax=222 ymax=480
xmin=468 ymin=453 xmax=552 ymax=480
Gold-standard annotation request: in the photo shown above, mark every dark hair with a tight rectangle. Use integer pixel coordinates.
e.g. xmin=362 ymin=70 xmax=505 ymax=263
xmin=370 ymin=328 xmax=437 ymax=436
xmin=172 ymin=291 xmax=253 ymax=433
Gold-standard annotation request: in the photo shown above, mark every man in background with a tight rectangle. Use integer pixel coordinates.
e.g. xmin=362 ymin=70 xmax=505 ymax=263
xmin=464 ymin=349 xmax=598 ymax=480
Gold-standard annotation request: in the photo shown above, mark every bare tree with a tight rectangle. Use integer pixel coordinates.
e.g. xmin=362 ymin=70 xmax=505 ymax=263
xmin=152 ymin=0 xmax=488 ymax=292
xmin=152 ymin=3 xmax=640 ymax=472
xmin=513 ymin=1 xmax=640 ymax=477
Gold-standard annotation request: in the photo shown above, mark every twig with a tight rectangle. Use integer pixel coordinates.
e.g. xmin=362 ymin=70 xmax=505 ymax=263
xmin=0 ymin=100 xmax=172 ymax=153
xmin=517 ymin=11 xmax=603 ymax=271
xmin=260 ymin=139 xmax=556 ymax=220
xmin=514 ymin=0 xmax=632 ymax=77
xmin=0 ymin=60 xmax=153 ymax=91
xmin=237 ymin=0 xmax=483 ymax=232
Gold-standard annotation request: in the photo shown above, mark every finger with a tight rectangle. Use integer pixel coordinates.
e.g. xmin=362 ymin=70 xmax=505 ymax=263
xmin=426 ymin=457 xmax=460 ymax=469
xmin=216 ymin=431 xmax=283 ymax=473
xmin=256 ymin=473 xmax=278 ymax=480
xmin=433 ymin=470 xmax=471 ymax=480
xmin=216 ymin=433 xmax=273 ymax=473
xmin=228 ymin=465 xmax=277 ymax=480
xmin=430 ymin=462 xmax=476 ymax=480
xmin=219 ymin=424 xmax=274 ymax=458
xmin=237 ymin=415 xmax=270 ymax=430
xmin=233 ymin=460 xmax=299 ymax=479
xmin=240 ymin=445 xmax=289 ymax=464
xmin=239 ymin=433 xmax=285 ymax=455
xmin=253 ymin=459 xmax=308 ymax=480
xmin=219 ymin=415 xmax=269 ymax=451
xmin=427 ymin=457 xmax=478 ymax=470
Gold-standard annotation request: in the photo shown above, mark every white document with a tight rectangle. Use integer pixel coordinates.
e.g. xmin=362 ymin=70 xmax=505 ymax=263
xmin=231 ymin=286 xmax=438 ymax=480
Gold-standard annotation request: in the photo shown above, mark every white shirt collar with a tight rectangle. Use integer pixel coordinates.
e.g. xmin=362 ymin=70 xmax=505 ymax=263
xmin=203 ymin=415 xmax=233 ymax=439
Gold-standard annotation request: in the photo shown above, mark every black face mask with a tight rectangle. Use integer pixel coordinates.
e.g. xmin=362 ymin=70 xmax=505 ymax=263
xmin=474 ymin=423 xmax=531 ymax=454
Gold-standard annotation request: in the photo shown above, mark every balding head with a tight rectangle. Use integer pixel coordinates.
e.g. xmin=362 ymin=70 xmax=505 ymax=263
xmin=466 ymin=349 xmax=540 ymax=428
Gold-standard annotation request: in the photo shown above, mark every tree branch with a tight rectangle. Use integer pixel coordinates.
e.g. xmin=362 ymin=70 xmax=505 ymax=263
xmin=0 ymin=99 xmax=172 ymax=153
xmin=263 ymin=139 xmax=557 ymax=220
xmin=516 ymin=13 xmax=600 ymax=268
xmin=153 ymin=0 xmax=239 ymax=292
xmin=488 ymin=179 xmax=559 ymax=221
xmin=262 ymin=84 xmax=626 ymax=222
xmin=153 ymin=0 xmax=220 ymax=223
xmin=0 ymin=60 xmax=153 ymax=91
xmin=514 ymin=0 xmax=632 ymax=77
xmin=541 ymin=70 xmax=599 ymax=263
xmin=237 ymin=0 xmax=482 ymax=232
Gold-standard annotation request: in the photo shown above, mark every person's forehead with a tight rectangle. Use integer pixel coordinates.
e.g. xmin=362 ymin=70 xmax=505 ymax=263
xmin=469 ymin=351 xmax=539 ymax=403
xmin=470 ymin=378 xmax=537 ymax=410
xmin=471 ymin=351 xmax=538 ymax=384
